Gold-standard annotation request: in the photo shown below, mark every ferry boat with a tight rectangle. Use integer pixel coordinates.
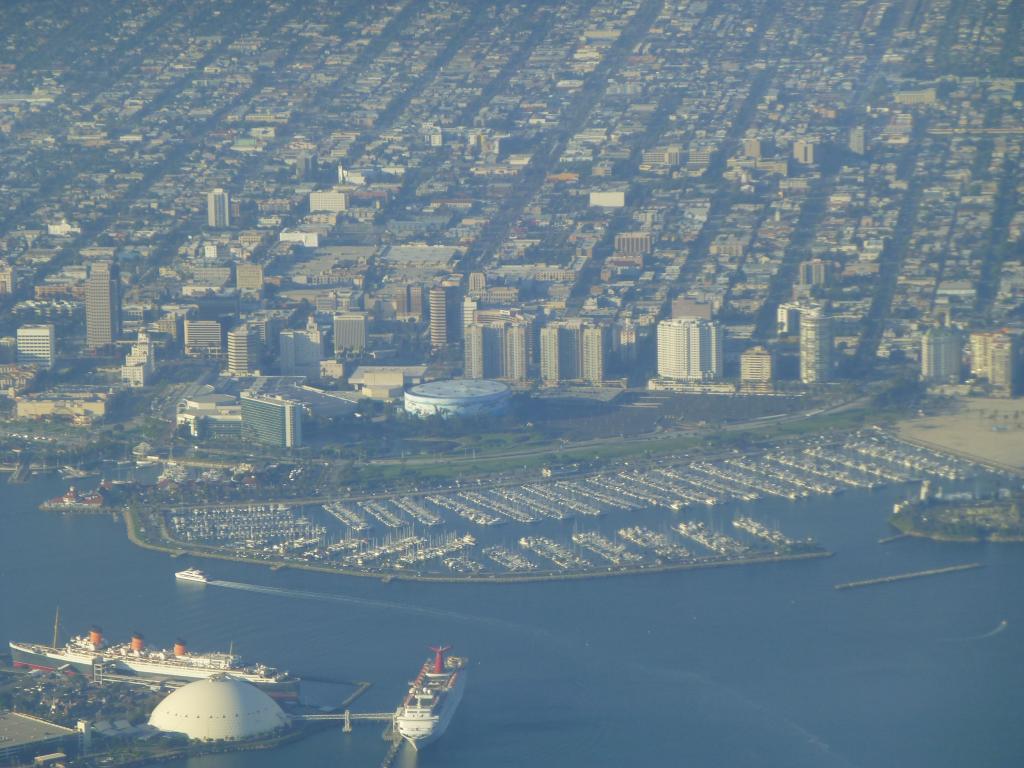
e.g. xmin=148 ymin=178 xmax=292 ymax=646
xmin=174 ymin=568 xmax=209 ymax=583
xmin=395 ymin=646 xmax=466 ymax=750
xmin=9 ymin=624 xmax=298 ymax=699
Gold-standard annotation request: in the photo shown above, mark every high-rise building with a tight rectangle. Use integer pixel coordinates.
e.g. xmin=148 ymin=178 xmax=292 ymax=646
xmin=798 ymin=259 xmax=832 ymax=287
xmin=121 ymin=331 xmax=156 ymax=387
xmin=540 ymin=322 xmax=580 ymax=384
xmin=464 ymin=322 xmax=500 ymax=380
xmin=616 ymin=321 xmax=638 ymax=363
xmin=462 ymin=296 xmax=478 ymax=335
xmin=16 ymin=324 xmax=56 ymax=369
xmin=464 ymin=320 xmax=529 ymax=382
xmin=657 ymin=318 xmax=723 ymax=381
xmin=970 ymin=331 xmax=1020 ymax=396
xmin=226 ymin=326 xmax=260 ymax=375
xmin=85 ymin=261 xmax=122 ymax=349
xmin=742 ymin=137 xmax=762 ymax=160
xmin=333 ymin=313 xmax=367 ymax=355
xmin=429 ymin=286 xmax=448 ymax=349
xmin=0 ymin=261 xmax=15 ymax=295
xmin=848 ymin=125 xmax=866 ymax=155
xmin=468 ymin=272 xmax=486 ymax=295
xmin=428 ymin=283 xmax=463 ymax=349
xmin=504 ymin=322 xmax=528 ymax=383
xmin=988 ymin=335 xmax=1020 ymax=397
xmin=183 ymin=320 xmax=224 ymax=356
xmin=207 ymin=188 xmax=231 ymax=228
xmin=920 ymin=326 xmax=961 ymax=384
xmin=581 ymin=325 xmax=607 ymax=384
xmin=280 ymin=318 xmax=322 ymax=379
xmin=240 ymin=393 xmax=302 ymax=449
xmin=777 ymin=302 xmax=803 ymax=336
xmin=740 ymin=346 xmax=773 ymax=384
xmin=793 ymin=139 xmax=815 ymax=165
xmin=235 ymin=262 xmax=264 ymax=293
xmin=799 ymin=309 xmax=833 ymax=383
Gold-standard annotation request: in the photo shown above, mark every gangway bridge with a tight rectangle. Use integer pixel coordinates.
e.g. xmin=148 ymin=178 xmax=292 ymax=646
xmin=294 ymin=710 xmax=396 ymax=733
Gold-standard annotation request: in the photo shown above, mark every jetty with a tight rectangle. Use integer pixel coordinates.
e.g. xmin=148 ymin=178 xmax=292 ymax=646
xmin=834 ymin=562 xmax=983 ymax=591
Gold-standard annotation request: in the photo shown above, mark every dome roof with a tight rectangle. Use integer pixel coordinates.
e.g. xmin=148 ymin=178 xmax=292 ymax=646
xmin=148 ymin=674 xmax=289 ymax=741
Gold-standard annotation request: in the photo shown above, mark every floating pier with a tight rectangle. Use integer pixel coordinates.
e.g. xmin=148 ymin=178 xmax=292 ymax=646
xmin=834 ymin=562 xmax=983 ymax=590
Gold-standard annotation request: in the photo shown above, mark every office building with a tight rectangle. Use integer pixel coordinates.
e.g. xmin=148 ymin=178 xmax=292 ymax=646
xmin=183 ymin=320 xmax=223 ymax=356
xmin=226 ymin=326 xmax=260 ymax=375
xmin=799 ymin=309 xmax=833 ymax=383
xmin=207 ymin=188 xmax=230 ymax=228
xmin=85 ymin=261 xmax=122 ymax=349
xmin=121 ymin=331 xmax=156 ymax=387
xmin=241 ymin=393 xmax=302 ymax=449
xmin=740 ymin=346 xmax=773 ymax=384
xmin=742 ymin=137 xmax=762 ymax=160
xmin=333 ymin=313 xmax=367 ymax=354
xmin=613 ymin=232 xmax=653 ymax=257
xmin=428 ymin=283 xmax=462 ymax=349
xmin=235 ymin=262 xmax=264 ymax=293
xmin=656 ymin=318 xmax=723 ymax=381
xmin=920 ymin=326 xmax=961 ymax=384
xmin=309 ymin=189 xmax=348 ymax=213
xmin=280 ymin=318 xmax=323 ymax=379
xmin=16 ymin=324 xmax=56 ymax=369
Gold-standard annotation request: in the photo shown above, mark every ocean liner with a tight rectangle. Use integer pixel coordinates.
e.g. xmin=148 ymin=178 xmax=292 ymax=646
xmin=10 ymin=621 xmax=297 ymax=699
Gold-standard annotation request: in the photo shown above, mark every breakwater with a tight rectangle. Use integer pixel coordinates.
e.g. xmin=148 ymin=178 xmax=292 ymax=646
xmin=834 ymin=562 xmax=983 ymax=591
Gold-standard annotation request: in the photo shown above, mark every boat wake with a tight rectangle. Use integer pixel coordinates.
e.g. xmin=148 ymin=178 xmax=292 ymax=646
xmin=208 ymin=579 xmax=539 ymax=635
xmin=941 ymin=619 xmax=1008 ymax=643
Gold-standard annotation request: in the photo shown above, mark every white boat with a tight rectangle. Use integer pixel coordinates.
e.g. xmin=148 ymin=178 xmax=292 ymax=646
xmin=395 ymin=646 xmax=466 ymax=750
xmin=175 ymin=568 xmax=208 ymax=583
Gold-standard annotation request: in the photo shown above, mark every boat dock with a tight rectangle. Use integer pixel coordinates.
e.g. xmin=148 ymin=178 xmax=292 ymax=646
xmin=834 ymin=562 xmax=983 ymax=590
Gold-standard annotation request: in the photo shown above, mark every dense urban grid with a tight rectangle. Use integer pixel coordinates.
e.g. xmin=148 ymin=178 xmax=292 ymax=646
xmin=0 ymin=0 xmax=1022 ymax=527
xmin=2 ymin=3 xmax=1024 ymax=764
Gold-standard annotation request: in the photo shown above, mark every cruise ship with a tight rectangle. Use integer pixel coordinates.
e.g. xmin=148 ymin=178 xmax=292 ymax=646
xmin=395 ymin=646 xmax=466 ymax=750
xmin=174 ymin=568 xmax=209 ymax=583
xmin=9 ymin=626 xmax=298 ymax=699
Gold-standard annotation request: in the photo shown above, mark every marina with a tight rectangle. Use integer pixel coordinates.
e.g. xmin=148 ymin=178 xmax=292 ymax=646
xmin=151 ymin=431 xmax=998 ymax=580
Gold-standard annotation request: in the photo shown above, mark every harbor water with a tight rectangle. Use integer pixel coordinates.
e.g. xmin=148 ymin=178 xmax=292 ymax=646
xmin=1 ymin=472 xmax=1022 ymax=767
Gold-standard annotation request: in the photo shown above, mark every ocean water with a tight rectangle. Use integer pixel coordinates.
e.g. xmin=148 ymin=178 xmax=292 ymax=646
xmin=2 ymin=472 xmax=1022 ymax=767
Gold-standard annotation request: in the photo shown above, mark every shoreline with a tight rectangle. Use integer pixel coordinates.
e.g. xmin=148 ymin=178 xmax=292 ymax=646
xmin=125 ymin=508 xmax=832 ymax=583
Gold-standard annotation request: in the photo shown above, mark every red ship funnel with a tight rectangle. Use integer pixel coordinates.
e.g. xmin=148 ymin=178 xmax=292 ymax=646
xmin=430 ymin=645 xmax=451 ymax=674
xmin=89 ymin=626 xmax=103 ymax=648
xmin=131 ymin=633 xmax=144 ymax=652
xmin=173 ymin=639 xmax=187 ymax=657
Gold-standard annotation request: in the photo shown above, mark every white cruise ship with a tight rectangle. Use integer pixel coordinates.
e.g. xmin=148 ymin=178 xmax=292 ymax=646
xmin=395 ymin=646 xmax=466 ymax=750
